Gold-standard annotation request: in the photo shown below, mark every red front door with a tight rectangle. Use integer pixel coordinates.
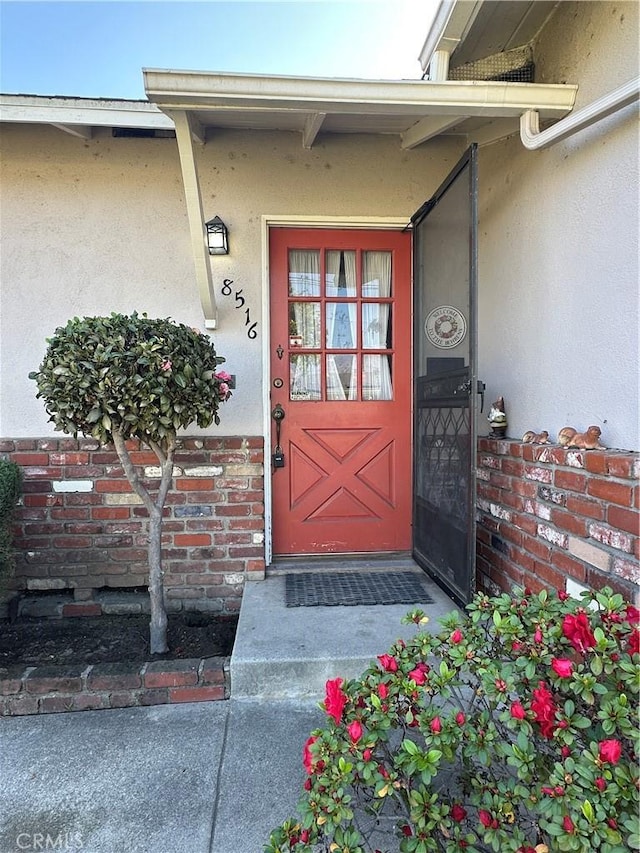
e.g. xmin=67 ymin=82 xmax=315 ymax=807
xmin=269 ymin=228 xmax=412 ymax=555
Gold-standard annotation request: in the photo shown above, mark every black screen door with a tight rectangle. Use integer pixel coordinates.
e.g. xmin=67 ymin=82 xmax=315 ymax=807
xmin=412 ymin=145 xmax=479 ymax=606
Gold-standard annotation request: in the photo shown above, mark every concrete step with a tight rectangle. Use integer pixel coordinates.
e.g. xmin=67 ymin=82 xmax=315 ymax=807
xmin=230 ymin=563 xmax=459 ymax=700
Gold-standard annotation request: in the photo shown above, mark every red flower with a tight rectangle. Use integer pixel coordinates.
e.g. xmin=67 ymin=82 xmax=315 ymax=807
xmin=562 ymin=612 xmax=596 ymax=654
xmin=451 ymin=804 xmax=467 ymax=822
xmin=598 ymin=739 xmax=622 ymax=764
xmin=408 ymin=662 xmax=429 ymax=685
xmin=377 ymin=654 xmax=398 ymax=673
xmin=408 ymin=668 xmax=426 ymax=685
xmin=551 ymin=658 xmax=574 ymax=678
xmin=478 ymin=810 xmax=493 ymax=828
xmin=628 ymin=628 xmax=640 ymax=656
xmin=303 ymin=736 xmax=317 ymax=774
xmin=544 ymin=785 xmax=564 ymax=796
xmin=534 ymin=627 xmax=543 ymax=644
xmin=401 ymin=825 xmax=413 ymax=837
xmin=430 ymin=716 xmax=442 ymax=734
xmin=561 ymin=746 xmax=571 ymax=758
xmin=451 ymin=629 xmax=463 ymax=644
xmin=363 ymin=748 xmax=373 ymax=762
xmin=557 ymin=590 xmax=570 ymax=601
xmin=324 ymin=678 xmax=347 ymax=723
xmin=531 ymin=682 xmax=557 ymax=738
xmin=562 ymin=816 xmax=575 ymax=833
xmin=510 ymin=701 xmax=526 ymax=720
xmin=595 ymin=777 xmax=607 ymax=792
xmin=377 ymin=682 xmax=389 ymax=700
xmin=455 ymin=711 xmax=466 ymax=725
xmin=347 ymin=720 xmax=363 ymax=742
xmin=300 ymin=829 xmax=310 ymax=843
xmin=625 ymin=605 xmax=640 ymax=625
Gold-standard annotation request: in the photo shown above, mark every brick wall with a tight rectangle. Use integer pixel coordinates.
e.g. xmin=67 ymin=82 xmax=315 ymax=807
xmin=1 ymin=436 xmax=265 ymax=612
xmin=1 ymin=656 xmax=229 ymax=716
xmin=476 ymin=438 xmax=639 ymax=602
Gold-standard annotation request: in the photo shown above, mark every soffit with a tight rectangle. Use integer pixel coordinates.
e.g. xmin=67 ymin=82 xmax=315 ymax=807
xmin=435 ymin=0 xmax=559 ymax=69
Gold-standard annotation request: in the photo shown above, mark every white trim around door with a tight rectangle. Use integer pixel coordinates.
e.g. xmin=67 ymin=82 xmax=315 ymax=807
xmin=260 ymin=215 xmax=409 ymax=567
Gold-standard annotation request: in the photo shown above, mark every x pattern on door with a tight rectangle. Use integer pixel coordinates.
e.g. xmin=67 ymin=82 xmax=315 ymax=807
xmin=289 ymin=427 xmax=396 ymax=519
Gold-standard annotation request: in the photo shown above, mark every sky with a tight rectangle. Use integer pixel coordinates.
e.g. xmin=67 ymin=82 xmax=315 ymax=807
xmin=0 ymin=0 xmax=437 ymax=100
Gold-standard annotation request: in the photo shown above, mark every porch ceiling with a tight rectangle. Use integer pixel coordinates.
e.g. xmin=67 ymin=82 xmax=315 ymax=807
xmin=143 ymin=69 xmax=577 ymax=150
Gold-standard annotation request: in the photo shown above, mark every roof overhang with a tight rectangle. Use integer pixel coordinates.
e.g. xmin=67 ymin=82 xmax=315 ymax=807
xmin=143 ymin=69 xmax=576 ymax=150
xmin=0 ymin=94 xmax=174 ymax=139
xmin=420 ymin=0 xmax=559 ymax=73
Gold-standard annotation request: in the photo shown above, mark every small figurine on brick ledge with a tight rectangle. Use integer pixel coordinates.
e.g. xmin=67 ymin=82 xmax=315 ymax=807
xmin=522 ymin=430 xmax=550 ymax=444
xmin=558 ymin=425 xmax=606 ymax=450
xmin=487 ymin=396 xmax=508 ymax=438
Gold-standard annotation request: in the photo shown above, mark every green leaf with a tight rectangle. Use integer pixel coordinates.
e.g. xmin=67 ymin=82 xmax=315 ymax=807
xmin=581 ymin=800 xmax=594 ymax=822
xmin=403 ymin=739 xmax=419 ymax=755
xmin=86 ymin=408 xmax=102 ymax=423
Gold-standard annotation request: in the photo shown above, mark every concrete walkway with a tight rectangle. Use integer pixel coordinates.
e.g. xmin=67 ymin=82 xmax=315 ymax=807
xmin=0 ymin=699 xmax=320 ymax=853
xmin=0 ymin=562 xmax=457 ymax=853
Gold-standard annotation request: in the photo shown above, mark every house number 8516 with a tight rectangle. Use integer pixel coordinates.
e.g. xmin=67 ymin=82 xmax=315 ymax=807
xmin=221 ymin=279 xmax=258 ymax=340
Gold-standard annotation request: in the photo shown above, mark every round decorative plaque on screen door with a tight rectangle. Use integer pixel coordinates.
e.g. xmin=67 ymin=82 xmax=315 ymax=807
xmin=424 ymin=306 xmax=467 ymax=349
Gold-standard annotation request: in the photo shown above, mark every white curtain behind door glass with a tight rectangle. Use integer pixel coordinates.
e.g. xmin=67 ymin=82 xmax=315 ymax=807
xmin=326 ymin=251 xmax=357 ymax=400
xmin=289 ymin=250 xmax=320 ymax=296
xmin=289 ymin=251 xmax=321 ymax=400
xmin=326 ymin=250 xmax=356 ymax=296
xmin=362 ymin=252 xmax=392 ymax=399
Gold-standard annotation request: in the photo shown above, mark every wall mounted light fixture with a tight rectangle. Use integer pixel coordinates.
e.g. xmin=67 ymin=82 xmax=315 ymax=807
xmin=205 ymin=216 xmax=229 ymax=255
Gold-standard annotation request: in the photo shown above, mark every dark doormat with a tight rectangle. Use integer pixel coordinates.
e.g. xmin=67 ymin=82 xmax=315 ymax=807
xmin=285 ymin=571 xmax=435 ymax=607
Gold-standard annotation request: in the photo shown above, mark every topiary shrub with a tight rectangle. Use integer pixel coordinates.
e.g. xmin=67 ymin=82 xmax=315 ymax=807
xmin=0 ymin=458 xmax=22 ymax=589
xmin=267 ymin=586 xmax=640 ymax=853
xmin=29 ymin=312 xmax=231 ymax=653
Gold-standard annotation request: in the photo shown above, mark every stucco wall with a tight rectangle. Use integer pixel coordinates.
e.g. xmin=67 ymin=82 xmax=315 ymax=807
xmin=0 ymin=124 xmax=462 ymax=437
xmin=477 ymin=1 xmax=639 ymax=452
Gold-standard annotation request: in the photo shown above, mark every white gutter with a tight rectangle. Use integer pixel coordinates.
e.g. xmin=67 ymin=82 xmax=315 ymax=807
xmin=0 ymin=94 xmax=174 ymax=130
xmin=520 ymin=77 xmax=639 ymax=150
xmin=143 ymin=70 xmax=575 ymax=120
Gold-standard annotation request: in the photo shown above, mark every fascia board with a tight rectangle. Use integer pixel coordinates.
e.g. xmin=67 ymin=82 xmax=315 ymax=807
xmin=0 ymin=95 xmax=174 ymax=129
xmin=144 ymin=73 xmax=577 ymax=119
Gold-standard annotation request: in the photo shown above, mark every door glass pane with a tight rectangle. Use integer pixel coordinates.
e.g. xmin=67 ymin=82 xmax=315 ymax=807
xmin=362 ymin=303 xmax=391 ymax=349
xmin=363 ymin=355 xmax=392 ymax=400
xmin=289 ymin=302 xmax=320 ymax=348
xmin=326 ymin=303 xmax=356 ymax=348
xmin=362 ymin=251 xmax=392 ymax=297
xmin=289 ymin=250 xmax=320 ymax=296
xmin=290 ymin=354 xmax=321 ymax=401
xmin=327 ymin=354 xmax=357 ymax=400
xmin=325 ymin=250 xmax=356 ymax=296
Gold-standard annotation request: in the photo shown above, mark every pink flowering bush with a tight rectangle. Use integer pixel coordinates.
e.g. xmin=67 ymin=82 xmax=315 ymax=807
xmin=266 ymin=587 xmax=640 ymax=853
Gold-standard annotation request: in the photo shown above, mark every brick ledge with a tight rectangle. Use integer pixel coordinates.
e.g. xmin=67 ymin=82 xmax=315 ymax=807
xmin=0 ymin=655 xmax=229 ymax=716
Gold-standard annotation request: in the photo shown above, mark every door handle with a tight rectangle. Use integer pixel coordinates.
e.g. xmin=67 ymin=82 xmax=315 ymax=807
xmin=477 ymin=380 xmax=486 ymax=413
xmin=271 ymin=403 xmax=286 ymax=469
xmin=453 ymin=380 xmax=486 ymax=412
